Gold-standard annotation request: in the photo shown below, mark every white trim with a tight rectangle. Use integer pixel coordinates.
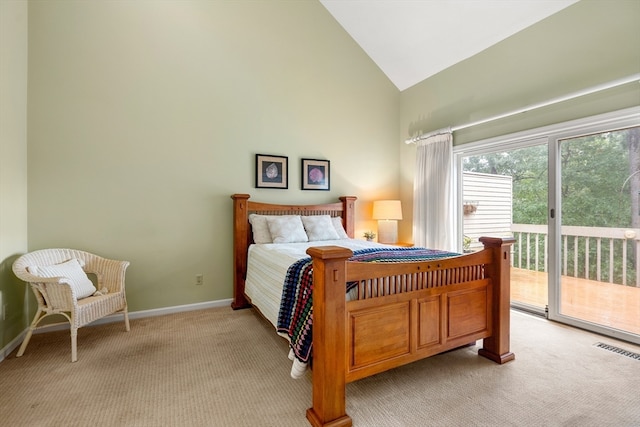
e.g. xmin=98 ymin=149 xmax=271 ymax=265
xmin=107 ymin=298 xmax=234 ymax=323
xmin=453 ymin=106 xmax=640 ymax=156
xmin=0 ymin=332 xmax=26 ymax=363
xmin=0 ymin=298 xmax=234 ymax=363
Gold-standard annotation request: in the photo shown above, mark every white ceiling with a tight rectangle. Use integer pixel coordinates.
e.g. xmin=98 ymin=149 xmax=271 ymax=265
xmin=320 ymin=0 xmax=579 ymax=91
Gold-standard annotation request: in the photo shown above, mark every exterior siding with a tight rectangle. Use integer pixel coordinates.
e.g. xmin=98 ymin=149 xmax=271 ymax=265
xmin=463 ymin=172 xmax=513 ymax=251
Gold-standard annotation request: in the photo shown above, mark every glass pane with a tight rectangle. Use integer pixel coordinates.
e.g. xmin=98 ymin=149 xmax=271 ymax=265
xmin=558 ymin=127 xmax=640 ymax=335
xmin=462 ymin=144 xmax=548 ymax=312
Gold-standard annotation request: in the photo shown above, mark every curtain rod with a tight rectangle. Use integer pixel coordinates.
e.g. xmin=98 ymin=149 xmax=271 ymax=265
xmin=404 ymin=73 xmax=640 ymax=144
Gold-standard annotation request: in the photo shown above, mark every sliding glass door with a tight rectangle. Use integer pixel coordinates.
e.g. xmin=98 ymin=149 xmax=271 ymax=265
xmin=549 ymin=126 xmax=640 ymax=340
xmin=456 ymin=108 xmax=640 ymax=344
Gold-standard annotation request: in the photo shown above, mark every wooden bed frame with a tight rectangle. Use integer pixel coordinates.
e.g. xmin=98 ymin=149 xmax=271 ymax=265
xmin=231 ymin=194 xmax=515 ymax=427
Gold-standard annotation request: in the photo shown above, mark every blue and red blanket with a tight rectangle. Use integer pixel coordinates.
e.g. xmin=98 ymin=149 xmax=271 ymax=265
xmin=276 ymin=247 xmax=459 ymax=364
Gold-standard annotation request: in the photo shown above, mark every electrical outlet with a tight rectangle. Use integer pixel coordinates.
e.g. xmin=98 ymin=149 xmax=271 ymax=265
xmin=195 ymin=274 xmax=204 ymax=286
xmin=2 ymin=304 xmax=7 ymax=321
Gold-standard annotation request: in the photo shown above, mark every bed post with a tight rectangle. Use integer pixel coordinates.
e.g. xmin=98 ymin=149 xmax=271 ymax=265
xmin=478 ymin=236 xmax=516 ymax=364
xmin=306 ymin=246 xmax=354 ymax=427
xmin=339 ymin=196 xmax=357 ymax=238
xmin=231 ymin=194 xmax=251 ymax=309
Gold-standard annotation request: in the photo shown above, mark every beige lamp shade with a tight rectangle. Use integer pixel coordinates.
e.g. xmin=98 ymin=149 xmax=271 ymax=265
xmin=372 ymin=200 xmax=403 ymax=220
xmin=372 ymin=200 xmax=402 ymax=244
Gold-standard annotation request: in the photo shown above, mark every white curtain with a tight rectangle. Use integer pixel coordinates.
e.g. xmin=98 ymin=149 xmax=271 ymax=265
xmin=412 ymin=130 xmax=455 ymax=251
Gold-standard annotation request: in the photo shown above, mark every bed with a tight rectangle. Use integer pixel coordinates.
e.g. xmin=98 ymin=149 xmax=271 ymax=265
xmin=231 ymin=193 xmax=515 ymax=427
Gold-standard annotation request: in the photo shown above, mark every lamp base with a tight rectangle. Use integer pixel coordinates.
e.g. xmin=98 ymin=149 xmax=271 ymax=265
xmin=377 ymin=220 xmax=398 ymax=244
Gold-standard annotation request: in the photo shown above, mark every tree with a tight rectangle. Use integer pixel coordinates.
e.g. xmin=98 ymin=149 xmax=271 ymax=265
xmin=560 ymin=131 xmax=630 ymax=228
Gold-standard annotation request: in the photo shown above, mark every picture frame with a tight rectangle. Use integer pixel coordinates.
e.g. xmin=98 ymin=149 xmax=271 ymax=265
xmin=256 ymin=154 xmax=288 ymax=189
xmin=301 ymin=158 xmax=330 ymax=191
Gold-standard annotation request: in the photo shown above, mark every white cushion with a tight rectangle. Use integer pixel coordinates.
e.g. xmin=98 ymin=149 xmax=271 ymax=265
xmin=266 ymin=216 xmax=309 ymax=243
xmin=302 ymin=215 xmax=340 ymax=241
xmin=331 ymin=216 xmax=350 ymax=239
xmin=28 ymin=258 xmax=97 ymax=299
xmin=249 ymin=214 xmax=304 ymax=244
xmin=249 ymin=214 xmax=273 ymax=244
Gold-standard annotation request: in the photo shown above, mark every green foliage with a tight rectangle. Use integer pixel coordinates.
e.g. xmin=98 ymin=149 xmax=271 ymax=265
xmin=463 ymin=131 xmax=633 ymax=227
xmin=560 ymin=132 xmax=631 ymax=227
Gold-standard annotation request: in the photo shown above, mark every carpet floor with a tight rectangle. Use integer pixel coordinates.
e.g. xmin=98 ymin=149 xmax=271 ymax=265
xmin=0 ymin=307 xmax=638 ymax=427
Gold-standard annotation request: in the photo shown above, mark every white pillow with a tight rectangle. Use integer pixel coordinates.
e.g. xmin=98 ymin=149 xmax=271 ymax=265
xmin=302 ymin=215 xmax=339 ymax=241
xmin=266 ymin=216 xmax=309 ymax=243
xmin=249 ymin=214 xmax=273 ymax=244
xmin=249 ymin=214 xmax=304 ymax=244
xmin=331 ymin=216 xmax=350 ymax=239
xmin=28 ymin=258 xmax=97 ymax=299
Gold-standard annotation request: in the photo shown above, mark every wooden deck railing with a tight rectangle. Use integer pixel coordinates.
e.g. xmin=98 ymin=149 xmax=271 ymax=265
xmin=510 ymin=224 xmax=640 ymax=287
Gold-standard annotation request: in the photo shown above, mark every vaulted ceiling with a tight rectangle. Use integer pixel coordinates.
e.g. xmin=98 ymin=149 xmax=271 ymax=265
xmin=320 ymin=0 xmax=579 ymax=91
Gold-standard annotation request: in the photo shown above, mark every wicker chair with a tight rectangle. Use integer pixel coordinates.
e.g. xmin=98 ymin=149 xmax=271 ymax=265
xmin=12 ymin=248 xmax=130 ymax=362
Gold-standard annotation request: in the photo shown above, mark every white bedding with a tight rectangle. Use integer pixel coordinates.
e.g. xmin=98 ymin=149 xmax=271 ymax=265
xmin=245 ymin=238 xmax=390 ymax=378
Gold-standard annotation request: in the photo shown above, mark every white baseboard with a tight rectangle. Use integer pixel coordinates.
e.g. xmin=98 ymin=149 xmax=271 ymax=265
xmin=1 ymin=332 xmax=26 ymax=363
xmin=0 ymin=298 xmax=234 ymax=363
xmin=97 ymin=298 xmax=234 ymax=325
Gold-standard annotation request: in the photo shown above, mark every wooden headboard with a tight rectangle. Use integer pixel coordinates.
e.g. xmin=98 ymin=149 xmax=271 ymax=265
xmin=230 ymin=194 xmax=357 ymax=309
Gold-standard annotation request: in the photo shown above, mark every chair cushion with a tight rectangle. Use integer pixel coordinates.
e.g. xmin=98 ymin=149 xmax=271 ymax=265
xmin=28 ymin=259 xmax=97 ymax=299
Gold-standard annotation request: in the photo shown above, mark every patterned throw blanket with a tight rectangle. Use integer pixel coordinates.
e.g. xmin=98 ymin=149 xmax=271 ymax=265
xmin=276 ymin=247 xmax=459 ymax=364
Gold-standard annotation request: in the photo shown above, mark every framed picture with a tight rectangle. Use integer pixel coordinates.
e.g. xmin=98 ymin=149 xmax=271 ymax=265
xmin=301 ymin=158 xmax=330 ymax=191
xmin=256 ymin=154 xmax=288 ymax=189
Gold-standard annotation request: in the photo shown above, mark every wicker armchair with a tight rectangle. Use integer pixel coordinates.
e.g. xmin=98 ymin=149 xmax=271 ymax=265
xmin=12 ymin=248 xmax=130 ymax=362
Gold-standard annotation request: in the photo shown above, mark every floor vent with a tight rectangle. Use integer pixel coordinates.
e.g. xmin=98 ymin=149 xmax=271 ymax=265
xmin=594 ymin=342 xmax=640 ymax=361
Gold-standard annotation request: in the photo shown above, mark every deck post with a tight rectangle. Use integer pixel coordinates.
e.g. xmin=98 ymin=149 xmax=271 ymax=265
xmin=478 ymin=236 xmax=516 ymax=364
xmin=306 ymin=246 xmax=353 ymax=427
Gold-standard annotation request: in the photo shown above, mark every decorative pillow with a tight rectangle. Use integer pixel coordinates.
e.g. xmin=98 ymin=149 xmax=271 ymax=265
xmin=331 ymin=216 xmax=350 ymax=239
xmin=301 ymin=215 xmax=340 ymax=241
xmin=266 ymin=215 xmax=309 ymax=244
xmin=249 ymin=214 xmax=273 ymax=244
xmin=28 ymin=258 xmax=97 ymax=299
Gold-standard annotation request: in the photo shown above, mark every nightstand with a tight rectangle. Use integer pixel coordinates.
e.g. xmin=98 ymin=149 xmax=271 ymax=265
xmin=395 ymin=242 xmax=414 ymax=247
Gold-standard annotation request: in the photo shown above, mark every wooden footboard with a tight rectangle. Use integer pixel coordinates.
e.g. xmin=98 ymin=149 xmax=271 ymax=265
xmin=306 ymin=237 xmax=515 ymax=427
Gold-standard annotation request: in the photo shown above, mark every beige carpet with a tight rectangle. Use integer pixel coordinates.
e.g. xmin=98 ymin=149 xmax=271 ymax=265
xmin=1 ymin=307 xmax=638 ymax=427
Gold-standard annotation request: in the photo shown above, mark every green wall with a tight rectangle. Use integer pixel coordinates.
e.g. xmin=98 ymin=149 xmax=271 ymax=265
xmin=25 ymin=0 xmax=400 ymax=310
xmin=28 ymin=5 xmax=399 ymax=301
xmin=0 ymin=1 xmax=29 ymax=353
xmin=1 ymin=0 xmax=400 ymax=351
xmin=398 ymin=0 xmax=640 ymax=239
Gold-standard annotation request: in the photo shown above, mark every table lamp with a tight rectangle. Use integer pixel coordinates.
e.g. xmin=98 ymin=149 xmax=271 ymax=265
xmin=372 ymin=200 xmax=403 ymax=244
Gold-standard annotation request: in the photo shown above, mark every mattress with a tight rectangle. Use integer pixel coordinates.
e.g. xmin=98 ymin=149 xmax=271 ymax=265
xmin=244 ymin=239 xmax=389 ymax=378
xmin=245 ymin=239 xmax=388 ymax=328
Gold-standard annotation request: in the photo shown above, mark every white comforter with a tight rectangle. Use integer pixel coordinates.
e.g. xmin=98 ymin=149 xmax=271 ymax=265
xmin=244 ymin=239 xmax=389 ymax=378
